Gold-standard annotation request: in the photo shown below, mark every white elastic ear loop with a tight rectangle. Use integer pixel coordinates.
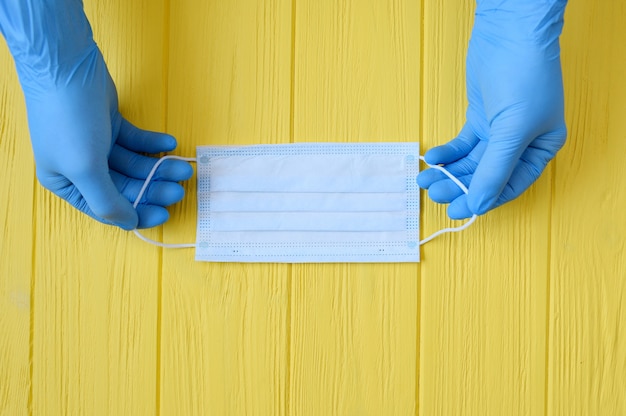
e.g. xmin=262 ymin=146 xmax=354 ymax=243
xmin=132 ymin=155 xmax=198 ymax=248
xmin=132 ymin=154 xmax=477 ymax=250
xmin=419 ymin=156 xmax=478 ymax=245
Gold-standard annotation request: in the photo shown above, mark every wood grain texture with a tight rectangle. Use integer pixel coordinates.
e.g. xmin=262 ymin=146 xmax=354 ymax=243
xmin=161 ymin=0 xmax=292 ymax=414
xmin=291 ymin=1 xmax=419 ymax=414
xmin=549 ymin=2 xmax=626 ymax=414
xmin=419 ymin=1 xmax=550 ymax=415
xmin=29 ymin=1 xmax=166 ymax=414
xmin=0 ymin=40 xmax=34 ymax=416
xmin=1 ymin=0 xmax=625 ymax=414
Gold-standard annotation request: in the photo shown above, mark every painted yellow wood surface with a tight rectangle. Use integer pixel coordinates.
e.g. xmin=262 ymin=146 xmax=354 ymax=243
xmin=549 ymin=1 xmax=626 ymax=414
xmin=0 ymin=33 xmax=33 ymax=416
xmin=290 ymin=2 xmax=419 ymax=414
xmin=28 ymin=1 xmax=167 ymax=414
xmin=161 ymin=1 xmax=291 ymax=414
xmin=0 ymin=1 xmax=624 ymax=416
xmin=420 ymin=2 xmax=551 ymax=415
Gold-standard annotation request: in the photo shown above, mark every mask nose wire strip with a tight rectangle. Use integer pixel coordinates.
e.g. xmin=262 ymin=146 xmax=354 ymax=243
xmin=132 ymin=155 xmax=198 ymax=248
xmin=418 ymin=156 xmax=478 ymax=246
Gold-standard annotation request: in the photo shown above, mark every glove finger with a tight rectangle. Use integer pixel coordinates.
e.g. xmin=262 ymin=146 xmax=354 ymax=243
xmin=67 ymin=163 xmax=139 ymax=230
xmin=423 ymin=122 xmax=480 ymax=165
xmin=116 ymin=118 xmax=178 ymax=154
xmin=417 ymin=157 xmax=476 ymax=189
xmin=135 ymin=204 xmax=171 ymax=229
xmin=447 ymin=194 xmax=473 ymax=220
xmin=427 ymin=174 xmax=472 ymax=204
xmin=466 ymin=121 xmax=532 ymax=215
xmin=417 ymin=168 xmax=448 ymax=189
xmin=110 ymin=170 xmax=186 ymax=207
xmin=109 ymin=144 xmax=194 ymax=181
xmin=418 ymin=140 xmax=487 ymax=189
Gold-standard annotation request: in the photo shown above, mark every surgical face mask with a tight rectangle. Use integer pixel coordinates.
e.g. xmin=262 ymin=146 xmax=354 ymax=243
xmin=132 ymin=143 xmax=476 ymax=263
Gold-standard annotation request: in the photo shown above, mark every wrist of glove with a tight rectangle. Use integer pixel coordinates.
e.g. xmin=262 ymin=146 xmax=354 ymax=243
xmin=1 ymin=0 xmax=95 ymax=81
xmin=474 ymin=0 xmax=568 ymax=44
xmin=417 ymin=0 xmax=568 ymax=219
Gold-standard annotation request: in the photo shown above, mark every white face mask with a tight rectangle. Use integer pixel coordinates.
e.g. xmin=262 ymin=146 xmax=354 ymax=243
xmin=132 ymin=143 xmax=476 ymax=263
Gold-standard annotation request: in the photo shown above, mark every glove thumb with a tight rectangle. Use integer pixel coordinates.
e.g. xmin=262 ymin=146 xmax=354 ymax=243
xmin=70 ymin=162 xmax=139 ymax=230
xmin=467 ymin=125 xmax=528 ymax=215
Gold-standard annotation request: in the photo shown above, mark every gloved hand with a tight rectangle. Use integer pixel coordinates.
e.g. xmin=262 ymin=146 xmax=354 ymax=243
xmin=0 ymin=0 xmax=192 ymax=230
xmin=417 ymin=0 xmax=568 ymax=219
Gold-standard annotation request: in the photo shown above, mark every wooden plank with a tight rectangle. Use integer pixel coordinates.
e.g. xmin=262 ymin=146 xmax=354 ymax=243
xmin=161 ymin=0 xmax=292 ymax=414
xmin=548 ymin=2 xmax=626 ymax=414
xmin=290 ymin=1 xmax=419 ymax=414
xmin=0 ymin=38 xmax=34 ymax=416
xmin=30 ymin=1 xmax=167 ymax=414
xmin=419 ymin=1 xmax=550 ymax=415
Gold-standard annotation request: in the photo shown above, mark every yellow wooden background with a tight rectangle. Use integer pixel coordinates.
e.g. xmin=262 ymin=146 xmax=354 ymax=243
xmin=1 ymin=0 xmax=625 ymax=415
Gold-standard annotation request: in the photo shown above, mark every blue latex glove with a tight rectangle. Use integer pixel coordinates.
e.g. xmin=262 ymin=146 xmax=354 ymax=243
xmin=417 ymin=0 xmax=568 ymax=219
xmin=0 ymin=0 xmax=192 ymax=230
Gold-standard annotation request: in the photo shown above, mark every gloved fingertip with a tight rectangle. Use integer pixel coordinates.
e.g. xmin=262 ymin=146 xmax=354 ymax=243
xmin=429 ymin=180 xmax=466 ymax=204
xmin=416 ymin=171 xmax=430 ymax=189
xmin=155 ymin=159 xmax=194 ymax=182
xmin=100 ymin=215 xmax=137 ymax=231
xmin=118 ymin=119 xmax=179 ymax=153
xmin=447 ymin=196 xmax=473 ymax=220
xmin=180 ymin=161 xmax=194 ymax=180
xmin=423 ymin=147 xmax=443 ymax=165
xmin=448 ymin=210 xmax=472 ymax=221
xmin=111 ymin=210 xmax=139 ymax=231
xmin=467 ymin=193 xmax=497 ymax=216
xmin=136 ymin=206 xmax=170 ymax=229
xmin=88 ymin=197 xmax=138 ymax=230
xmin=162 ymin=134 xmax=177 ymax=151
xmin=160 ymin=183 xmax=186 ymax=207
xmin=417 ymin=168 xmax=449 ymax=189
xmin=119 ymin=221 xmax=138 ymax=231
xmin=151 ymin=133 xmax=177 ymax=153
